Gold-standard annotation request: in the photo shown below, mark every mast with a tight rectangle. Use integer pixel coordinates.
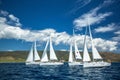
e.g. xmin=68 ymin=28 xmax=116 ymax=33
xmin=87 ymin=18 xmax=102 ymax=61
xmin=33 ymin=41 xmax=40 ymax=61
xmin=49 ymin=35 xmax=58 ymax=61
xmin=41 ymin=40 xmax=49 ymax=62
xmin=83 ymin=25 xmax=91 ymax=62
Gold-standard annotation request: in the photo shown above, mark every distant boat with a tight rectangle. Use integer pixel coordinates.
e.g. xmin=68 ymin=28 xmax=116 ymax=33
xmin=40 ymin=35 xmax=63 ymax=66
xmin=83 ymin=19 xmax=111 ymax=68
xmin=68 ymin=29 xmax=82 ymax=66
xmin=26 ymin=41 xmax=40 ymax=65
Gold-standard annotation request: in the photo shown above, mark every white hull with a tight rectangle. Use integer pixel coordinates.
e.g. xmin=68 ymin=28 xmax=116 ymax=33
xmin=26 ymin=62 xmax=40 ymax=65
xmin=40 ymin=62 xmax=64 ymax=66
xmin=83 ymin=61 xmax=111 ymax=68
xmin=68 ymin=62 xmax=83 ymax=66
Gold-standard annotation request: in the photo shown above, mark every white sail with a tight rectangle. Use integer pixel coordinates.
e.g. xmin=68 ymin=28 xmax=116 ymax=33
xmin=92 ymin=44 xmax=102 ymax=59
xmin=26 ymin=45 xmax=34 ymax=62
xmin=83 ymin=26 xmax=91 ymax=62
xmin=41 ymin=40 xmax=49 ymax=62
xmin=69 ymin=43 xmax=74 ymax=62
xmin=49 ymin=36 xmax=58 ymax=60
xmin=74 ymin=40 xmax=82 ymax=60
xmin=34 ymin=41 xmax=40 ymax=61
xmin=88 ymin=24 xmax=102 ymax=60
xmin=83 ymin=41 xmax=91 ymax=62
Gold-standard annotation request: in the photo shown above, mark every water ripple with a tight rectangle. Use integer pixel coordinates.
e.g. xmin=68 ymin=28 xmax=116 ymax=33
xmin=0 ymin=63 xmax=120 ymax=80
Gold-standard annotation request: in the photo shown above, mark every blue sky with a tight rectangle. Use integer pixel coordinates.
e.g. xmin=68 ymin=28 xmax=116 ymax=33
xmin=0 ymin=0 xmax=120 ymax=53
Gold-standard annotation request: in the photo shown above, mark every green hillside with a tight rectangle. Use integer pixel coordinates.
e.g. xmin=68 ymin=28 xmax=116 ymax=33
xmin=0 ymin=51 xmax=120 ymax=62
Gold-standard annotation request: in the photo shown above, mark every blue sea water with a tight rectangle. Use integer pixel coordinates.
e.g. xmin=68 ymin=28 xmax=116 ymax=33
xmin=0 ymin=63 xmax=120 ymax=80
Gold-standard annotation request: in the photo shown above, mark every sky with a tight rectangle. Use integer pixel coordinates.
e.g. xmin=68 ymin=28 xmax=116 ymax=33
xmin=0 ymin=0 xmax=120 ymax=53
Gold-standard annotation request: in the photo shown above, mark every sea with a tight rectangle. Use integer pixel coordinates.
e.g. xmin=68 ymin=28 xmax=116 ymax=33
xmin=0 ymin=63 xmax=120 ymax=80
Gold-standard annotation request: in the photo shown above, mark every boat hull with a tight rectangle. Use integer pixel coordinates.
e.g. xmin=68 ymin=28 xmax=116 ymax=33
xmin=83 ymin=61 xmax=111 ymax=68
xmin=68 ymin=62 xmax=83 ymax=66
xmin=40 ymin=62 xmax=64 ymax=66
xmin=26 ymin=62 xmax=40 ymax=65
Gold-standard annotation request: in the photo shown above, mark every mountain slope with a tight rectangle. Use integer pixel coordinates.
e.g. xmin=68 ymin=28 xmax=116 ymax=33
xmin=0 ymin=51 xmax=120 ymax=62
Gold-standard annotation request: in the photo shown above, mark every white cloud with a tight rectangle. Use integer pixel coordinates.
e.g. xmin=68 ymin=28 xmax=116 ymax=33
xmin=8 ymin=14 xmax=21 ymax=26
xmin=69 ymin=0 xmax=91 ymax=14
xmin=114 ymin=31 xmax=120 ymax=35
xmin=112 ymin=36 xmax=120 ymax=42
xmin=54 ymin=32 xmax=70 ymax=45
xmin=0 ymin=23 xmax=30 ymax=39
xmin=0 ymin=17 xmax=6 ymax=23
xmin=93 ymin=38 xmax=117 ymax=51
xmin=0 ymin=10 xmax=118 ymax=52
xmin=0 ymin=21 xmax=117 ymax=52
xmin=73 ymin=6 xmax=112 ymax=28
xmin=0 ymin=10 xmax=9 ymax=16
xmin=94 ymin=23 xmax=116 ymax=33
xmin=9 ymin=14 xmax=19 ymax=22
xmin=0 ymin=10 xmax=21 ymax=27
xmin=102 ymin=0 xmax=114 ymax=7
xmin=112 ymin=30 xmax=120 ymax=42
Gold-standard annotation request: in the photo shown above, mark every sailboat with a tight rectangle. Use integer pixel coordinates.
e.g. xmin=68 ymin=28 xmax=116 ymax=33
xmin=26 ymin=41 xmax=40 ymax=65
xmin=40 ymin=35 xmax=63 ymax=66
xmin=83 ymin=19 xmax=111 ymax=68
xmin=68 ymin=30 xmax=82 ymax=66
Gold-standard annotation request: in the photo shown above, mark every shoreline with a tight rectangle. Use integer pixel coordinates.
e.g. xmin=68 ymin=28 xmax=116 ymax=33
xmin=0 ymin=62 xmax=120 ymax=64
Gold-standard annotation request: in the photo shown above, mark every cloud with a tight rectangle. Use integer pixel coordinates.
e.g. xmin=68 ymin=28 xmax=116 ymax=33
xmin=111 ymin=24 xmax=120 ymax=42
xmin=0 ymin=17 xmax=7 ymax=23
xmin=69 ymin=0 xmax=91 ymax=14
xmin=0 ymin=21 xmax=117 ymax=52
xmin=112 ymin=36 xmax=120 ymax=42
xmin=102 ymin=0 xmax=114 ymax=7
xmin=0 ymin=10 xmax=9 ymax=16
xmin=112 ymin=30 xmax=120 ymax=42
xmin=8 ymin=14 xmax=21 ymax=26
xmin=54 ymin=32 xmax=70 ymax=45
xmin=0 ymin=10 xmax=118 ymax=52
xmin=73 ymin=6 xmax=112 ymax=28
xmin=93 ymin=38 xmax=117 ymax=51
xmin=0 ymin=23 xmax=30 ymax=39
xmin=114 ymin=30 xmax=120 ymax=35
xmin=0 ymin=10 xmax=21 ymax=27
xmin=73 ymin=0 xmax=113 ymax=30
xmin=94 ymin=23 xmax=116 ymax=33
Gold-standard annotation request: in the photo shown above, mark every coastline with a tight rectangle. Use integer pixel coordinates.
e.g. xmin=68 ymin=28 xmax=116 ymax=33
xmin=0 ymin=51 xmax=120 ymax=63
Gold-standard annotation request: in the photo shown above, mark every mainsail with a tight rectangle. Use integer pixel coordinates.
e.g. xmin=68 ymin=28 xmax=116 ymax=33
xmin=88 ymin=20 xmax=102 ymax=60
xmin=83 ymin=26 xmax=91 ymax=62
xmin=34 ymin=41 xmax=40 ymax=61
xmin=69 ymin=43 xmax=73 ymax=62
xmin=41 ymin=40 xmax=49 ymax=62
xmin=49 ymin=36 xmax=58 ymax=60
xmin=26 ymin=45 xmax=34 ymax=62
